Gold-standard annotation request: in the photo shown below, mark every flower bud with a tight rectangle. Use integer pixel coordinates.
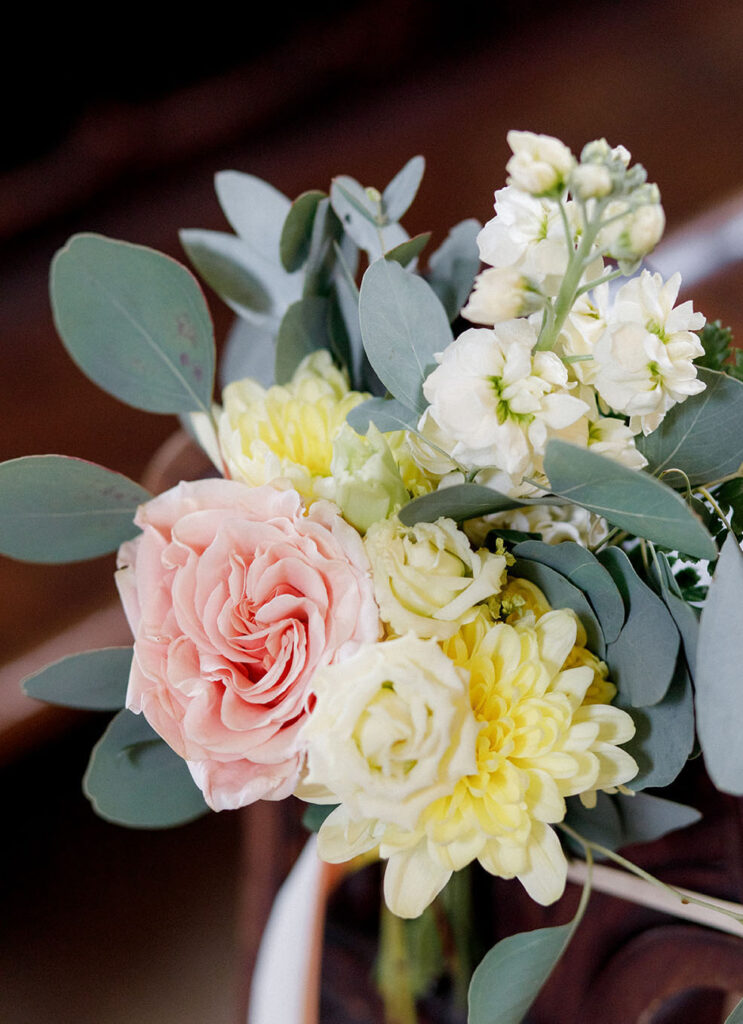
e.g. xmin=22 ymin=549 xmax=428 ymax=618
xmin=461 ymin=267 xmax=543 ymax=325
xmin=331 ymin=423 xmax=409 ymax=534
xmin=570 ymin=163 xmax=613 ymax=200
xmin=506 ymin=130 xmax=575 ymax=196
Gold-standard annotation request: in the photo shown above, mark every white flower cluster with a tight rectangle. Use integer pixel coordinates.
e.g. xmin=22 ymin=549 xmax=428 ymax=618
xmin=415 ymin=131 xmax=706 ymax=496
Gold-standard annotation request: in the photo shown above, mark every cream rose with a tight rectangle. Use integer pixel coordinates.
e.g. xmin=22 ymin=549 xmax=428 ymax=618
xmin=298 ymin=634 xmax=480 ymax=832
xmin=115 ymin=479 xmax=381 ymax=811
xmin=364 ymin=516 xmax=506 ymax=639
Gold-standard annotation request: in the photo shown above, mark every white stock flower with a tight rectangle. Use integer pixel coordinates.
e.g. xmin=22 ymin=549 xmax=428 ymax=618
xmin=476 ymin=187 xmax=576 ymax=297
xmin=552 ymin=284 xmax=611 ymax=385
xmin=506 ymin=130 xmax=575 ymax=196
xmin=364 ymin=516 xmax=506 ymax=640
xmin=588 ymin=417 xmax=648 ymax=470
xmin=298 ymin=635 xmax=480 ymax=832
xmin=469 ymin=503 xmax=609 ymax=548
xmin=594 ymin=271 xmax=706 ymax=434
xmin=570 ymin=163 xmax=613 ymax=200
xmin=461 ymin=267 xmax=543 ymax=325
xmin=600 ymin=196 xmax=665 ymax=261
xmin=419 ymin=323 xmax=589 ymax=488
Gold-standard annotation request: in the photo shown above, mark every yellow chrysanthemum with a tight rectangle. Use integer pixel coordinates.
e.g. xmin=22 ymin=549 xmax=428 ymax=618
xmin=311 ymin=602 xmax=637 ymax=919
xmin=218 ymin=350 xmax=367 ymax=500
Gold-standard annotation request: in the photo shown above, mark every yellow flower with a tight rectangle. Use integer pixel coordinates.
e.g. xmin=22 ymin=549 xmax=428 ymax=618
xmin=310 ymin=603 xmax=637 ymax=919
xmin=218 ymin=350 xmax=367 ymax=500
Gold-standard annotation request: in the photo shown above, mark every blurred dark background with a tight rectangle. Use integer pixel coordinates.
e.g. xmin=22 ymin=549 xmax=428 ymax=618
xmin=3 ymin=2 xmax=743 ymax=1020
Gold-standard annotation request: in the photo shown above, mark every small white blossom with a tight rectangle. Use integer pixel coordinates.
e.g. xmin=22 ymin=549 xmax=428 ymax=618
xmin=552 ymin=284 xmax=611 ymax=385
xmin=593 ymin=271 xmax=706 ymax=434
xmin=570 ymin=163 xmax=613 ymax=200
xmin=419 ymin=323 xmax=589 ymax=488
xmin=506 ymin=130 xmax=575 ymax=196
xmin=470 ymin=503 xmax=609 ymax=548
xmin=461 ymin=267 xmax=543 ymax=325
xmin=477 ymin=187 xmax=577 ymax=297
xmin=600 ymin=195 xmax=665 ymax=261
xmin=588 ymin=417 xmax=648 ymax=470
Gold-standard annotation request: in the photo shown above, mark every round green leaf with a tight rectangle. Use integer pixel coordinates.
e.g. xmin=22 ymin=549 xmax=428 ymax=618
xmin=359 ymin=259 xmax=453 ymax=415
xmin=599 ymin=547 xmax=680 ymax=707
xmin=280 ymin=190 xmax=326 ymax=272
xmin=83 ymin=709 xmax=208 ymax=828
xmin=636 ymin=368 xmax=743 ymax=487
xmin=696 ymin=533 xmax=743 ymax=793
xmin=514 ymin=540 xmax=625 ymax=644
xmin=274 ymin=297 xmax=330 ymax=384
xmin=513 ymin=557 xmax=605 ymax=656
xmin=0 ymin=456 xmax=150 ymax=563
xmin=347 ymin=397 xmax=421 ymax=435
xmin=22 ymin=647 xmax=132 ymax=710
xmin=426 ymin=219 xmax=482 ymax=321
xmin=545 ymin=441 xmax=716 ymax=560
xmin=51 ymin=234 xmax=215 ymax=414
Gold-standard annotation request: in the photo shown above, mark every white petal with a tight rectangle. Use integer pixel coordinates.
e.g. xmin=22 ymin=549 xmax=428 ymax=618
xmin=383 ymin=842 xmax=452 ymax=919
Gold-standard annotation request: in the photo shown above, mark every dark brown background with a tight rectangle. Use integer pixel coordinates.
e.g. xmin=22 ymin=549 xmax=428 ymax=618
xmin=3 ymin=2 xmax=743 ymax=1020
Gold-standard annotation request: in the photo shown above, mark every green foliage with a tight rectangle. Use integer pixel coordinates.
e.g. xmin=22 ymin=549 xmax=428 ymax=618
xmin=512 ymin=557 xmax=605 ymax=656
xmin=544 ymin=441 xmax=716 ymax=559
xmin=565 ymin=791 xmax=700 ymax=853
xmin=51 ymin=234 xmax=216 ymax=415
xmin=618 ymin=657 xmax=695 ymax=790
xmin=218 ymin=319 xmax=276 ymax=389
xmin=274 ymin=296 xmax=330 ymax=384
xmin=22 ymin=647 xmax=132 ymax=710
xmin=650 ymin=550 xmax=700 ymax=677
xmin=300 ymin=802 xmax=338 ymax=832
xmin=716 ymin=477 xmax=743 ymax=538
xmin=330 ymin=176 xmax=408 ymax=259
xmin=636 ymin=368 xmax=743 ymax=488
xmin=279 ymin=190 xmax=327 ymax=272
xmin=180 ymin=229 xmax=300 ymax=327
xmin=214 ymin=171 xmax=290 ymax=263
xmin=382 ymin=155 xmax=426 ymax=223
xmin=404 ymin=906 xmax=446 ymax=999
xmin=426 ymin=219 xmax=482 ymax=322
xmin=347 ymin=397 xmax=421 ymax=435
xmin=725 ymin=996 xmax=743 ymax=1023
xmin=598 ymin=547 xmax=680 ymax=707
xmin=358 ymin=259 xmax=453 ymax=415
xmin=696 ymin=320 xmax=734 ymax=372
xmin=0 ymin=456 xmax=150 ymax=563
xmin=83 ymin=710 xmax=208 ymax=828
xmin=513 ymin=540 xmax=625 ymax=644
xmin=398 ymin=484 xmax=561 ymax=526
xmin=385 ymin=232 xmax=432 ymax=268
xmin=696 ymin=533 xmax=743 ymax=794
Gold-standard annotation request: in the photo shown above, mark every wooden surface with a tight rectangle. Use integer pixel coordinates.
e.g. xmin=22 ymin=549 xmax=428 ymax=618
xmin=3 ymin=0 xmax=743 ymax=1021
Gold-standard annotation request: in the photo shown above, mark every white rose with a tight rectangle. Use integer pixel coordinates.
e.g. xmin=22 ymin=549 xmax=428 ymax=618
xmin=299 ymin=635 xmax=480 ymax=831
xmin=506 ymin=130 xmax=575 ymax=195
xmin=364 ymin=516 xmax=506 ymax=639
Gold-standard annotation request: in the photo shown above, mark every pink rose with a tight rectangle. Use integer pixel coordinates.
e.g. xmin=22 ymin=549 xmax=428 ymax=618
xmin=115 ymin=479 xmax=381 ymax=811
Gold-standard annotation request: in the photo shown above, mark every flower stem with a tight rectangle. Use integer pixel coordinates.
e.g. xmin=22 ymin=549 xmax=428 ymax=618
xmin=377 ymin=901 xmax=418 ymax=1024
xmin=559 ymin=823 xmax=743 ymax=929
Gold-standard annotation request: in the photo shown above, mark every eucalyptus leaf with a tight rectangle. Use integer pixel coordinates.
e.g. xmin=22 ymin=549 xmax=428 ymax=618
xmin=513 ymin=540 xmax=625 ymax=644
xmin=51 ymin=234 xmax=216 ymax=415
xmin=83 ymin=709 xmax=208 ymax=828
xmin=619 ymin=656 xmax=695 ymax=791
xmin=327 ymin=291 xmax=353 ymax=379
xmin=274 ymin=296 xmax=330 ymax=384
xmin=218 ymin=318 xmax=276 ymax=389
xmin=332 ymin=250 xmax=364 ymax=389
xmin=513 ymin=557 xmax=605 ymax=656
xmin=427 ymin=218 xmax=482 ymax=321
xmin=636 ymin=368 xmax=743 ymax=487
xmin=214 ymin=171 xmax=290 ymax=263
xmin=382 ymin=155 xmax=425 ymax=223
xmin=599 ymin=547 xmax=680 ymax=707
xmin=399 ymin=485 xmax=567 ymax=527
xmin=330 ymin=176 xmax=408 ymax=258
xmin=725 ymin=997 xmax=743 ymax=1023
xmin=303 ymin=198 xmax=343 ymax=297
xmin=0 ymin=456 xmax=150 ymax=563
xmin=565 ymin=791 xmax=700 ymax=854
xmin=651 ymin=550 xmax=700 ymax=677
xmin=301 ymin=802 xmax=338 ymax=833
xmin=347 ymin=397 xmax=421 ymax=435
xmin=385 ymin=232 xmax=432 ymax=268
xmin=280 ymin=190 xmax=326 ymax=272
xmin=180 ymin=229 xmax=301 ymax=326
xmin=22 ymin=647 xmax=132 ymax=710
xmin=358 ymin=259 xmax=453 ymax=415
xmin=545 ymin=441 xmax=716 ymax=560
xmin=696 ymin=533 xmax=743 ymax=793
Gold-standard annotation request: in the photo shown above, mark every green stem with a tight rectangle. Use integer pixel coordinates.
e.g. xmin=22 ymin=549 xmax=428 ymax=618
xmin=377 ymin=902 xmax=418 ymax=1024
xmin=575 ymin=266 xmax=623 ymax=297
xmin=698 ymin=486 xmax=734 ymax=535
xmin=559 ymin=823 xmax=743 ymax=929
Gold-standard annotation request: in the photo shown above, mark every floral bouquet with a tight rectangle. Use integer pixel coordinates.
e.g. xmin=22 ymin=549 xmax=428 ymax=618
xmin=4 ymin=130 xmax=743 ymax=1024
